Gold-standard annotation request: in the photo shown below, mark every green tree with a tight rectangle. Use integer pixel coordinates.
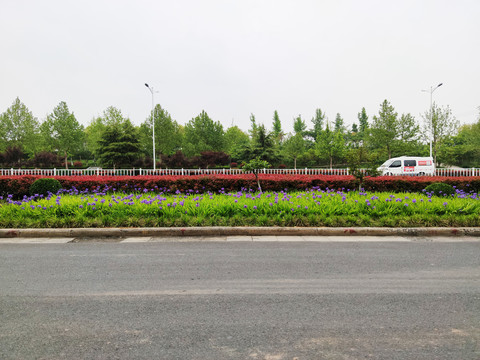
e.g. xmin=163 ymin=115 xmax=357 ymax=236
xmin=272 ymin=110 xmax=283 ymax=143
xmin=248 ymin=113 xmax=258 ymax=139
xmin=334 ymin=113 xmax=345 ymax=133
xmin=239 ymin=124 xmax=278 ymax=164
xmin=358 ymin=107 xmax=369 ymax=134
xmin=441 ymin=116 xmax=480 ymax=167
xmin=370 ymin=100 xmax=398 ymax=159
xmin=0 ymin=97 xmax=41 ymax=155
xmin=309 ymin=108 xmax=325 ymax=141
xmin=242 ymin=158 xmax=270 ymax=192
xmin=183 ymin=110 xmax=225 ymax=157
xmin=87 ymin=107 xmax=138 ymax=166
xmin=97 ymin=120 xmax=142 ymax=168
xmin=395 ymin=113 xmax=421 ymax=155
xmin=84 ymin=117 xmax=106 ymax=163
xmin=315 ymin=123 xmax=346 ymax=168
xmin=101 ymin=106 xmax=126 ymax=126
xmin=422 ymin=103 xmax=459 ymax=166
xmin=139 ymin=104 xmax=182 ymax=163
xmin=282 ymin=133 xmax=305 ymax=169
xmin=224 ymin=126 xmax=250 ymax=161
xmin=41 ymin=101 xmax=84 ymax=169
xmin=293 ymin=115 xmax=307 ymax=135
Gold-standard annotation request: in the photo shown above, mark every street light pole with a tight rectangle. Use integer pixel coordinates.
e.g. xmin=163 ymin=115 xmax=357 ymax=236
xmin=422 ymin=83 xmax=443 ymax=158
xmin=145 ymin=83 xmax=156 ymax=171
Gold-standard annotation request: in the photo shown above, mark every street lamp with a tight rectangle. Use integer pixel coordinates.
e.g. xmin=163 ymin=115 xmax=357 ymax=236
xmin=422 ymin=83 xmax=443 ymax=158
xmin=145 ymin=83 xmax=156 ymax=171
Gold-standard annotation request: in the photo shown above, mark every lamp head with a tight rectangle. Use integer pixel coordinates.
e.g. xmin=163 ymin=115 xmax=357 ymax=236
xmin=145 ymin=83 xmax=149 ymax=88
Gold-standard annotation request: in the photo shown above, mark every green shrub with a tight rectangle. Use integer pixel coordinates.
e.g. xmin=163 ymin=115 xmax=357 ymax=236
xmin=29 ymin=178 xmax=62 ymax=196
xmin=424 ymin=182 xmax=455 ymax=197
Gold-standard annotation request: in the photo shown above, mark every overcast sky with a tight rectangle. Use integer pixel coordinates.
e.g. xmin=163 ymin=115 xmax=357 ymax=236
xmin=1 ymin=0 xmax=479 ymax=134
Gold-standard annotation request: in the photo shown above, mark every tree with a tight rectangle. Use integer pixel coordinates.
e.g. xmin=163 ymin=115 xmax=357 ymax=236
xmin=101 ymin=106 xmax=126 ymax=126
xmin=0 ymin=97 xmax=41 ymax=155
xmin=370 ymin=100 xmax=399 ymax=159
xmin=248 ymin=113 xmax=258 ymax=139
xmin=139 ymin=104 xmax=182 ymax=163
xmin=84 ymin=107 xmax=132 ymax=164
xmin=422 ymin=103 xmax=459 ymax=166
xmin=1 ymin=146 xmax=24 ymax=167
xmin=334 ymin=113 xmax=346 ymax=133
xmin=97 ymin=120 xmax=142 ymax=168
xmin=84 ymin=117 xmax=106 ymax=162
xmin=183 ymin=110 xmax=225 ymax=157
xmin=442 ymin=116 xmax=480 ymax=167
xmin=41 ymin=101 xmax=84 ymax=169
xmin=309 ymin=108 xmax=326 ymax=141
xmin=358 ymin=107 xmax=369 ymax=134
xmin=293 ymin=115 xmax=307 ymax=135
xmin=282 ymin=133 xmax=305 ymax=169
xmin=272 ymin=110 xmax=283 ymax=143
xmin=346 ymin=146 xmax=379 ymax=190
xmin=242 ymin=158 xmax=270 ymax=192
xmin=224 ymin=126 xmax=250 ymax=161
xmin=315 ymin=123 xmax=346 ymax=169
xmin=239 ymin=124 xmax=278 ymax=164
xmin=395 ymin=113 xmax=421 ymax=155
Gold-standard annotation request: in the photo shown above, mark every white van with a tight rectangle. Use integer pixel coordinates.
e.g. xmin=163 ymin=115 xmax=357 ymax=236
xmin=377 ymin=156 xmax=435 ymax=176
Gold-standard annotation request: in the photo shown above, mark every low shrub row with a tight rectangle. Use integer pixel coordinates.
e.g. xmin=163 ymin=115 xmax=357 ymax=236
xmin=1 ymin=174 xmax=480 ymax=198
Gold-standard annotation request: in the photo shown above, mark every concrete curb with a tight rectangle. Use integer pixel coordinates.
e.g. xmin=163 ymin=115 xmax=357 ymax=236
xmin=1 ymin=227 xmax=480 ymax=238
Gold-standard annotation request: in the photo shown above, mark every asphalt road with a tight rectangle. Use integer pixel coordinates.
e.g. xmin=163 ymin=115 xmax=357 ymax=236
xmin=1 ymin=240 xmax=479 ymax=359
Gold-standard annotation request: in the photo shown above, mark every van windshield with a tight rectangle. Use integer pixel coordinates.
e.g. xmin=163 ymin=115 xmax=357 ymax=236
xmin=380 ymin=160 xmax=392 ymax=167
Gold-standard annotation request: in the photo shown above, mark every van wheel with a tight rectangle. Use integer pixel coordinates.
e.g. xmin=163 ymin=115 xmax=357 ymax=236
xmin=385 ymin=172 xmax=391 ymax=176
xmin=419 ymin=172 xmax=425 ymax=176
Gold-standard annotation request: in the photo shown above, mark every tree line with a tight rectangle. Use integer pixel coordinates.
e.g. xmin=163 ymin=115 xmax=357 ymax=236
xmin=0 ymin=97 xmax=478 ymax=169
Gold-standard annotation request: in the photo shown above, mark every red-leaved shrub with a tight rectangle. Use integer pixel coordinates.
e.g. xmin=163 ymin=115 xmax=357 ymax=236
xmin=1 ymin=175 xmax=479 ymax=198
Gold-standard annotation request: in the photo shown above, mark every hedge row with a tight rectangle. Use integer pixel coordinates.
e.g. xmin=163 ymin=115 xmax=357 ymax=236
xmin=1 ymin=175 xmax=480 ymax=198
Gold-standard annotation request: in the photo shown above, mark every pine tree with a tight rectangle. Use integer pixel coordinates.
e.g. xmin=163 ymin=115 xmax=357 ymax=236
xmin=272 ymin=110 xmax=283 ymax=143
xmin=97 ymin=120 xmax=141 ymax=168
xmin=334 ymin=113 xmax=345 ymax=133
xmin=311 ymin=108 xmax=325 ymax=141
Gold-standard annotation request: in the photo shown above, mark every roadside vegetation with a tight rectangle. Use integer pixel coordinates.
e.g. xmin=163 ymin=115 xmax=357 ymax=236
xmin=1 ymin=186 xmax=479 ymax=228
xmin=1 ymin=97 xmax=478 ymax=171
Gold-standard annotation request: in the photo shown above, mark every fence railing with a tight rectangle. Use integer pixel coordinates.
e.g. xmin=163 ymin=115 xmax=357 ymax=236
xmin=1 ymin=168 xmax=480 ymax=177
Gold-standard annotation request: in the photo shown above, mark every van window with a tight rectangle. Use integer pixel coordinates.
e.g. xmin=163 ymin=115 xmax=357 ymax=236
xmin=389 ymin=160 xmax=401 ymax=168
xmin=404 ymin=159 xmax=416 ymax=167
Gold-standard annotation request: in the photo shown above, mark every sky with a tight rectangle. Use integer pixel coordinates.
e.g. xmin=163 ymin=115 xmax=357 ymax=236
xmin=1 ymin=0 xmax=479 ymax=134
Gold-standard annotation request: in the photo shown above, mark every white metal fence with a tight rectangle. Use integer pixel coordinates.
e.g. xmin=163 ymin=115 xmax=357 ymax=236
xmin=1 ymin=168 xmax=479 ymax=177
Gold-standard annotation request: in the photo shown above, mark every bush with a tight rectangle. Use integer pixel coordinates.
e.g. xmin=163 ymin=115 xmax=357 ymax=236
xmin=29 ymin=178 xmax=62 ymax=196
xmin=425 ymin=182 xmax=455 ymax=197
xmin=1 ymin=174 xmax=480 ymax=198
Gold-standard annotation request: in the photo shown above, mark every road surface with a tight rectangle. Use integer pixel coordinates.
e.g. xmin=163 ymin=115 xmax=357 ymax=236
xmin=1 ymin=239 xmax=479 ymax=359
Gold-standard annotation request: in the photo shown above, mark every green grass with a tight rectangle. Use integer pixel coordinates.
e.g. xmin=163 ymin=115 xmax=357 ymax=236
xmin=0 ymin=189 xmax=479 ymax=228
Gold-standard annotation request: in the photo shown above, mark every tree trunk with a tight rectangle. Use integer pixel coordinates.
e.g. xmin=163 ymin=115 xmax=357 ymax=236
xmin=253 ymin=171 xmax=262 ymax=193
xmin=64 ymin=151 xmax=68 ymax=169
